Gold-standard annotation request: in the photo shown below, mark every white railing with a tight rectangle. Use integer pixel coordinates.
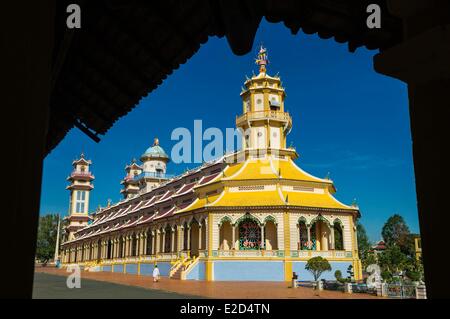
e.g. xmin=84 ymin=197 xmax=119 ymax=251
xmin=158 ymin=252 xmax=178 ymax=260
xmin=311 ymin=251 xmax=332 ymax=258
xmin=290 ymin=250 xmax=351 ymax=258
xmin=213 ymin=250 xmax=281 ymax=257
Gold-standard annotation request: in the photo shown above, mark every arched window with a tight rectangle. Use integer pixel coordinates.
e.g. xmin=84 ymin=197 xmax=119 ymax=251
xmin=238 ymin=216 xmax=261 ymax=250
xmin=131 ymin=234 xmax=137 ymax=256
xmin=146 ymin=230 xmax=152 ymax=255
xmin=334 ymin=221 xmax=344 ymax=250
xmin=299 ymin=220 xmax=308 ymax=250
xmin=219 ymin=218 xmax=233 ymax=250
xmin=107 ymin=239 xmax=112 ymax=259
xmin=189 ymin=220 xmax=200 ymax=257
xmin=264 ymin=218 xmax=278 ymax=250
xmin=164 ymin=226 xmax=171 ymax=253
xmin=119 ymin=236 xmax=124 ymax=258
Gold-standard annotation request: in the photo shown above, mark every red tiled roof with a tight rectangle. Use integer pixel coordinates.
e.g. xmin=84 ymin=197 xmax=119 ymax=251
xmin=197 ymin=173 xmax=220 ymax=186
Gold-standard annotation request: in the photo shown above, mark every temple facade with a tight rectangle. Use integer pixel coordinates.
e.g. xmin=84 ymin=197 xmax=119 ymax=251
xmin=60 ymin=47 xmax=363 ymax=281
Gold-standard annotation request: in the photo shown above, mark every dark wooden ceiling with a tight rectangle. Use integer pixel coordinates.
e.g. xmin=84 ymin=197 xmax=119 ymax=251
xmin=49 ymin=0 xmax=403 ymax=154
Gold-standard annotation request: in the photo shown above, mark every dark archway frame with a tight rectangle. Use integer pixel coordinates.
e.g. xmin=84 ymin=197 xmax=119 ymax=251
xmin=3 ymin=0 xmax=449 ymax=298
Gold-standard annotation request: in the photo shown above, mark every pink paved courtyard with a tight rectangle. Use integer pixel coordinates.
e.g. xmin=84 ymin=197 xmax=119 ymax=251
xmin=35 ymin=266 xmax=378 ymax=299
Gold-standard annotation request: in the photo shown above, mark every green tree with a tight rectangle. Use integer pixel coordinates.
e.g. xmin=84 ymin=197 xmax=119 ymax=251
xmin=334 ymin=269 xmax=350 ymax=283
xmin=377 ymin=244 xmax=408 ymax=282
xmin=305 ymin=257 xmax=332 ymax=281
xmin=36 ymin=214 xmax=60 ymax=263
xmin=356 ymin=221 xmax=372 ymax=269
xmin=334 ymin=270 xmax=342 ymax=281
xmin=381 ymin=214 xmax=413 ymax=256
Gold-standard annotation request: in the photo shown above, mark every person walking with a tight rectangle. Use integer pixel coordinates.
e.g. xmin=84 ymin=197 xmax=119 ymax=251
xmin=153 ymin=264 xmax=160 ymax=282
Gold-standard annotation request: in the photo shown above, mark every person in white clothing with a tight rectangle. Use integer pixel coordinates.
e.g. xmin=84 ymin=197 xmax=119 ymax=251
xmin=152 ymin=264 xmax=160 ymax=282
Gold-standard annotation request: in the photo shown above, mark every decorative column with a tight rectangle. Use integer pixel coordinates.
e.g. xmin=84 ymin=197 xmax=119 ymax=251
xmin=103 ymin=241 xmax=107 ymax=259
xmin=171 ymin=227 xmax=175 ymax=252
xmin=198 ymin=224 xmax=202 ymax=250
xmin=121 ymin=237 xmax=126 ymax=258
xmin=152 ymin=230 xmax=156 ymax=254
xmin=372 ymin=0 xmax=450 ymax=298
xmin=180 ymin=226 xmax=185 ymax=251
xmin=186 ymin=226 xmax=191 ymax=250
xmin=127 ymin=235 xmax=132 ymax=257
xmin=330 ymin=225 xmax=335 ymax=250
xmin=232 ymin=224 xmax=236 ymax=250
xmin=155 ymin=230 xmax=160 ymax=254
xmin=111 ymin=239 xmax=116 ymax=258
xmin=142 ymin=233 xmax=147 ymax=256
xmin=307 ymin=225 xmax=311 ymax=249
xmin=260 ymin=224 xmax=265 ymax=249
xmin=204 ymin=219 xmax=209 ymax=253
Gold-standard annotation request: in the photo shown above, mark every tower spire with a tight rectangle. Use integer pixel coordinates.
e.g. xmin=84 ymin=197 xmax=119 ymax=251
xmin=255 ymin=45 xmax=269 ymax=74
xmin=64 ymin=153 xmax=94 ymax=240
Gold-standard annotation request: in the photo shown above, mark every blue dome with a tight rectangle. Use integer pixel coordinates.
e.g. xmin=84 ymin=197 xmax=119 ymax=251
xmin=141 ymin=138 xmax=169 ymax=160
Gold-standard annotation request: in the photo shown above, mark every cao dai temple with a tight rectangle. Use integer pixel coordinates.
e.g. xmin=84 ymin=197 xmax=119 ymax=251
xmin=60 ymin=47 xmax=363 ymax=281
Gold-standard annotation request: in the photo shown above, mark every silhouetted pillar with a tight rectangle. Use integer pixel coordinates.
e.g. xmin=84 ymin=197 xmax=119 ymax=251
xmin=1 ymin=1 xmax=55 ymax=298
xmin=374 ymin=0 xmax=450 ymax=298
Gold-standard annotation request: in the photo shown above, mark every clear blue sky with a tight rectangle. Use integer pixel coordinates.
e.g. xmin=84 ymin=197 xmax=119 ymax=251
xmin=40 ymin=19 xmax=420 ymax=242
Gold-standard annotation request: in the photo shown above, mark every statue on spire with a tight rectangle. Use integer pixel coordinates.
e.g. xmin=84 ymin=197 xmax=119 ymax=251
xmin=255 ymin=45 xmax=269 ymax=74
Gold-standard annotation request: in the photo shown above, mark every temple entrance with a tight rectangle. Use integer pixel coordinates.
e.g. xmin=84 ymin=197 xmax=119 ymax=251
xmin=310 ymin=220 xmax=331 ymax=251
xmin=119 ymin=236 xmax=124 ymax=258
xmin=164 ymin=226 xmax=171 ymax=253
xmin=190 ymin=221 xmax=200 ymax=257
xmin=219 ymin=220 xmax=233 ymax=250
xmin=146 ymin=230 xmax=152 ymax=255
xmin=107 ymin=240 xmax=112 ymax=259
xmin=238 ymin=217 xmax=261 ymax=250
xmin=299 ymin=221 xmax=308 ymax=250
xmin=264 ymin=220 xmax=278 ymax=250
xmin=334 ymin=221 xmax=344 ymax=250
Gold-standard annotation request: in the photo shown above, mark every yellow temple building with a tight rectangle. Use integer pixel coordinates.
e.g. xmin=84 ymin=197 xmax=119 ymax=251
xmin=60 ymin=47 xmax=363 ymax=281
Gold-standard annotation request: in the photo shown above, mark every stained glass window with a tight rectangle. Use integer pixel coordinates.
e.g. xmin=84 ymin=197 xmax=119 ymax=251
xmin=299 ymin=222 xmax=308 ymax=250
xmin=238 ymin=218 xmax=261 ymax=250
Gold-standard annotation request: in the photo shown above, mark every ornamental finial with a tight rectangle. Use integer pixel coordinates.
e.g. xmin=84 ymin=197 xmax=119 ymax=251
xmin=255 ymin=45 xmax=269 ymax=74
xmin=153 ymin=137 xmax=159 ymax=146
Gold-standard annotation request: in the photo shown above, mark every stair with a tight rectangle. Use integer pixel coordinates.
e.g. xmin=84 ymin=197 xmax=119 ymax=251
xmin=171 ymin=266 xmax=184 ymax=279
xmin=170 ymin=256 xmax=199 ymax=280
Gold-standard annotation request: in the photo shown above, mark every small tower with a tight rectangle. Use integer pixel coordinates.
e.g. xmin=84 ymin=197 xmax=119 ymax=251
xmin=236 ymin=46 xmax=296 ymax=159
xmin=64 ymin=153 xmax=94 ymax=240
xmin=120 ymin=158 xmax=143 ymax=199
xmin=138 ymin=138 xmax=170 ymax=192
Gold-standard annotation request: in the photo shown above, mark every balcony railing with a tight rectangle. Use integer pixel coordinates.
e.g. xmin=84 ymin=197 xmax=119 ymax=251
xmin=290 ymin=250 xmax=352 ymax=258
xmin=212 ymin=250 xmax=283 ymax=257
xmin=65 ymin=250 xmax=354 ymax=266
xmin=236 ymin=110 xmax=292 ymax=126
xmin=132 ymin=171 xmax=174 ymax=181
xmin=70 ymin=171 xmax=94 ymax=178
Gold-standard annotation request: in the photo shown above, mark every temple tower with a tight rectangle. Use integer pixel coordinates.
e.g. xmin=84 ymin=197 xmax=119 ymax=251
xmin=64 ymin=153 xmax=94 ymax=240
xmin=120 ymin=158 xmax=142 ymax=199
xmin=138 ymin=138 xmax=170 ymax=193
xmin=236 ymin=46 xmax=296 ymax=159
